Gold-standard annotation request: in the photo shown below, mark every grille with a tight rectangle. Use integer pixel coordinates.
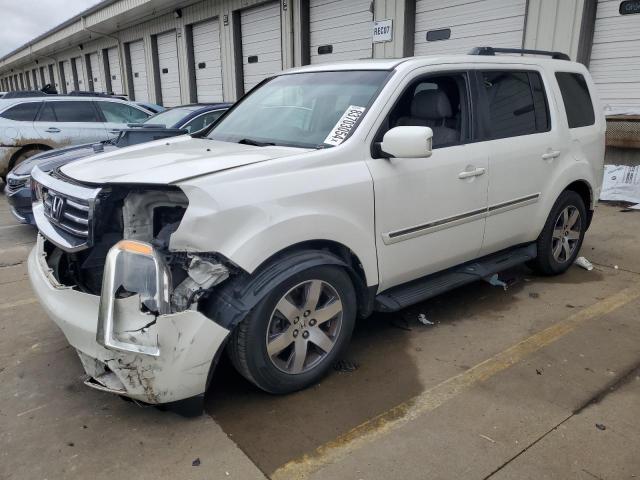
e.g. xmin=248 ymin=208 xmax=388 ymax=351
xmin=42 ymin=188 xmax=90 ymax=237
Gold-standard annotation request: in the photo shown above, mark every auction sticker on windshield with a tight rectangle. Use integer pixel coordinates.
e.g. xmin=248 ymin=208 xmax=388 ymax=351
xmin=323 ymin=105 xmax=366 ymax=146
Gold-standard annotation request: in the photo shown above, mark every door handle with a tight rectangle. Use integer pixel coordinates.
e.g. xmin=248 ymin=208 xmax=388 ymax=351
xmin=458 ymin=167 xmax=486 ymax=179
xmin=45 ymin=127 xmax=60 ymax=133
xmin=541 ymin=150 xmax=561 ymax=160
xmin=109 ymin=129 xmax=121 ymax=134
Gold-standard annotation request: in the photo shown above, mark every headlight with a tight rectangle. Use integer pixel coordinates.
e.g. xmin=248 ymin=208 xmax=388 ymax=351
xmin=31 ymin=178 xmax=43 ymax=202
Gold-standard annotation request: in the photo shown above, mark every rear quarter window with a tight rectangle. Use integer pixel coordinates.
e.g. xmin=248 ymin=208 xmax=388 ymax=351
xmin=555 ymin=72 xmax=595 ymax=128
xmin=0 ymin=102 xmax=41 ymax=121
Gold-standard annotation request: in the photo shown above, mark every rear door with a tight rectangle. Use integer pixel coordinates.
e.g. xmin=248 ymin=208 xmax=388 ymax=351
xmin=33 ymin=100 xmax=107 ymax=145
xmin=475 ymin=68 xmax=562 ymax=255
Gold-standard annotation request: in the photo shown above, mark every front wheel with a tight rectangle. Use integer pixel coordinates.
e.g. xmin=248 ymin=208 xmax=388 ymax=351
xmin=227 ymin=265 xmax=356 ymax=394
xmin=529 ymin=190 xmax=587 ymax=276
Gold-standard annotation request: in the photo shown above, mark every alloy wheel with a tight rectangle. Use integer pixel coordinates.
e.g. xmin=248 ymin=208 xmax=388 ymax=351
xmin=551 ymin=205 xmax=582 ymax=263
xmin=265 ymin=279 xmax=343 ymax=374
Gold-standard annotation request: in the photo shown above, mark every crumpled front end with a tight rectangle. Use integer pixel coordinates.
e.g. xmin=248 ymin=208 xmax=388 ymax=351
xmin=28 ymin=167 xmax=237 ymax=404
xmin=29 ymin=235 xmax=230 ymax=404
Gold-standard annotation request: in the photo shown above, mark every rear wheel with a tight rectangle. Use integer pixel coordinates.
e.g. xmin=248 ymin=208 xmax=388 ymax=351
xmin=227 ymin=265 xmax=356 ymax=394
xmin=529 ymin=190 xmax=587 ymax=275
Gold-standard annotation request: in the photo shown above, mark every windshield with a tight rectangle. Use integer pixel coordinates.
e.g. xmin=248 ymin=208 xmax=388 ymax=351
xmin=207 ymin=70 xmax=390 ymax=148
xmin=143 ymin=107 xmax=198 ymax=127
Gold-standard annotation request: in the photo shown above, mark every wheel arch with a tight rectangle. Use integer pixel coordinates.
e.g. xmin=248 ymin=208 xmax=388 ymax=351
xmin=563 ymin=179 xmax=594 ymax=228
xmin=9 ymin=143 xmax=52 ymax=170
xmin=200 ymin=243 xmax=377 ymax=334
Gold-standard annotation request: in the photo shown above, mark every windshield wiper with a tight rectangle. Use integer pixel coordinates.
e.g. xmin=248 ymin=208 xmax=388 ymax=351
xmin=237 ymin=138 xmax=275 ymax=147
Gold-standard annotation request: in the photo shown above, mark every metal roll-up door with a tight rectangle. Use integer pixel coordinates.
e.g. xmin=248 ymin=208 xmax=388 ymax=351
xmin=89 ymin=52 xmax=103 ymax=92
xmin=107 ymin=47 xmax=123 ymax=94
xmin=192 ymin=18 xmax=224 ymax=102
xmin=309 ymin=0 xmax=373 ymax=64
xmin=63 ymin=60 xmax=73 ymax=92
xmin=74 ymin=57 xmax=88 ymax=90
xmin=414 ymin=0 xmax=526 ymax=56
xmin=156 ymin=30 xmax=181 ymax=107
xmin=589 ymin=0 xmax=640 ymax=115
xmin=128 ymin=40 xmax=149 ymax=102
xmin=240 ymin=2 xmax=283 ymax=93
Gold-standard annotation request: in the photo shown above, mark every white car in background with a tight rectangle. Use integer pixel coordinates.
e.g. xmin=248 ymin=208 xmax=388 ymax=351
xmin=0 ymin=96 xmax=152 ymax=179
xmin=28 ymin=48 xmax=605 ymax=411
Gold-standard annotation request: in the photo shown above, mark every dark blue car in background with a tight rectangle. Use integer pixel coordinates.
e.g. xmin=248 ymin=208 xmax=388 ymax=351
xmin=5 ymin=103 xmax=231 ymax=224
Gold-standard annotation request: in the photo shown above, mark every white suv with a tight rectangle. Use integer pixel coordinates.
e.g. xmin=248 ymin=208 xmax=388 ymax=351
xmin=28 ymin=49 xmax=605 ymax=408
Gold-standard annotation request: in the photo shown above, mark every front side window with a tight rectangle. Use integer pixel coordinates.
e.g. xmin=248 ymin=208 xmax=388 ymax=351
xmin=98 ymin=101 xmax=150 ymax=123
xmin=555 ymin=72 xmax=595 ymax=128
xmin=0 ymin=102 xmax=41 ymax=121
xmin=208 ymin=70 xmax=391 ymax=148
xmin=481 ymin=70 xmax=550 ymax=139
xmin=381 ymin=73 xmax=470 ymax=148
xmin=39 ymin=101 xmax=101 ymax=122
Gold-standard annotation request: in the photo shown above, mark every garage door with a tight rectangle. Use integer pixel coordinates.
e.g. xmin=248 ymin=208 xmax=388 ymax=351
xmin=156 ymin=30 xmax=181 ymax=107
xmin=107 ymin=47 xmax=123 ymax=94
xmin=192 ymin=18 xmax=224 ymax=102
xmin=589 ymin=0 xmax=640 ymax=115
xmin=62 ymin=60 xmax=73 ymax=92
xmin=414 ymin=0 xmax=526 ymax=56
xmin=240 ymin=2 xmax=282 ymax=93
xmin=128 ymin=40 xmax=149 ymax=102
xmin=309 ymin=0 xmax=373 ymax=64
xmin=73 ymin=57 xmax=87 ymax=90
xmin=89 ymin=52 xmax=103 ymax=92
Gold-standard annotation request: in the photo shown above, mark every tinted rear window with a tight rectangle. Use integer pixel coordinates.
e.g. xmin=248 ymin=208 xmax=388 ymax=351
xmin=1 ymin=102 xmax=41 ymax=121
xmin=555 ymin=72 xmax=595 ymax=128
xmin=38 ymin=101 xmax=101 ymax=122
xmin=482 ymin=71 xmax=550 ymax=139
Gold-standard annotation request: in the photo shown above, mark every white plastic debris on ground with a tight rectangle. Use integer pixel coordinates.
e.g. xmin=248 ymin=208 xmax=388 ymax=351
xmin=575 ymin=256 xmax=594 ymax=271
xmin=600 ymin=165 xmax=640 ymax=209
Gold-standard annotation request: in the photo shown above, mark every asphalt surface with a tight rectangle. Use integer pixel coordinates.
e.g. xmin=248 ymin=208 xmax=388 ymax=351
xmin=1 ymin=191 xmax=639 ymax=480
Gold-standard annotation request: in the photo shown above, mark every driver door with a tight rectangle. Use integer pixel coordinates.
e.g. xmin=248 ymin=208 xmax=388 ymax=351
xmin=366 ymin=71 xmax=489 ymax=291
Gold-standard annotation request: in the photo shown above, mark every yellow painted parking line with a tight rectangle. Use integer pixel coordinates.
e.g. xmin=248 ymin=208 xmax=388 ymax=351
xmin=272 ymin=285 xmax=640 ymax=480
xmin=0 ymin=298 xmax=38 ymax=310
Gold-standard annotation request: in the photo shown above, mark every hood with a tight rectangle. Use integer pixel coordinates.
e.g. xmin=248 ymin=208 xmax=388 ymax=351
xmin=60 ymin=136 xmax=310 ymax=185
xmin=13 ymin=143 xmax=118 ymax=176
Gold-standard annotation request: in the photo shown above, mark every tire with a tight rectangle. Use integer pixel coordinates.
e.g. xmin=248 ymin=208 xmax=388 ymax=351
xmin=529 ymin=190 xmax=587 ymax=276
xmin=227 ymin=264 xmax=356 ymax=394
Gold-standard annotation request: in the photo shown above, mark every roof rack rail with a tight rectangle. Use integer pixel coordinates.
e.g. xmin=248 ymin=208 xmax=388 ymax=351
xmin=469 ymin=47 xmax=570 ymax=61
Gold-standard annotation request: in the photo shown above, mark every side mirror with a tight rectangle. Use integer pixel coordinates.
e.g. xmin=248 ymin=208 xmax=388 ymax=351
xmin=377 ymin=126 xmax=433 ymax=159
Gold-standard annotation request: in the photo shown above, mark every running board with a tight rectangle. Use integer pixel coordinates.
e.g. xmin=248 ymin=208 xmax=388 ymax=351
xmin=374 ymin=243 xmax=537 ymax=312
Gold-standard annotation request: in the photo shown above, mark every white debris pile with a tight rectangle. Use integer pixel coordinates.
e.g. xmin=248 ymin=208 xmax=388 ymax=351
xmin=600 ymin=165 xmax=640 ymax=209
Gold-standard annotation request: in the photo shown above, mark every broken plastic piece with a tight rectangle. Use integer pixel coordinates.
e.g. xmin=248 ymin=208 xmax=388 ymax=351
xmin=172 ymin=256 xmax=229 ymax=311
xmin=575 ymin=256 xmax=594 ymax=271
xmin=485 ymin=273 xmax=508 ymax=291
xmin=417 ymin=313 xmax=434 ymax=326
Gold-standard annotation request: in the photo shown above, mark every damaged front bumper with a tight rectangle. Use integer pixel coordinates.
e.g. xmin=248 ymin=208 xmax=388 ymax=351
xmin=28 ymin=235 xmax=230 ymax=404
